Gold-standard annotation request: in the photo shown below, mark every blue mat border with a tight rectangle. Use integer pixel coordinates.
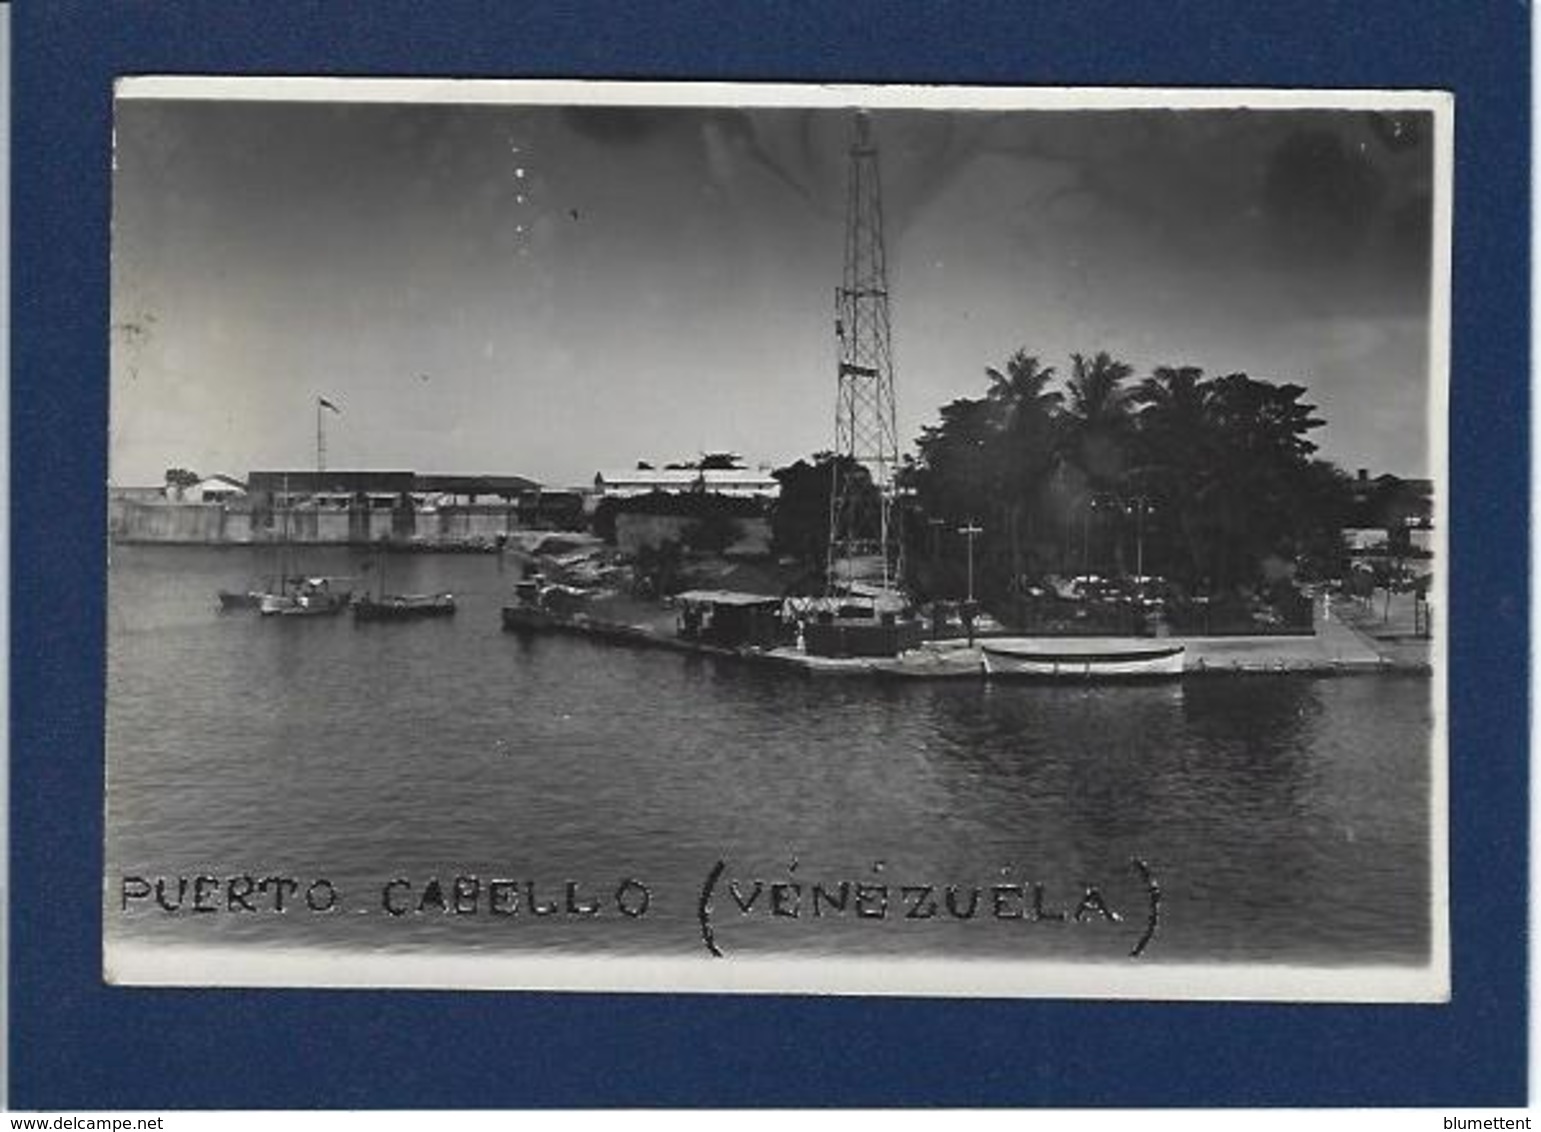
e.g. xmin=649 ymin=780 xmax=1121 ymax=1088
xmin=10 ymin=1 xmax=1529 ymax=1109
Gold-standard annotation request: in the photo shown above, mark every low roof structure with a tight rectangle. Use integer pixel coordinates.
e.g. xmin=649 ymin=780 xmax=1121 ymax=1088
xmin=416 ymin=473 xmax=540 ymax=497
xmin=594 ymin=468 xmax=780 ymax=497
xmin=248 ymin=470 xmax=417 ymax=495
xmin=247 ymin=471 xmax=542 ymax=498
xmin=674 ymin=590 xmax=783 ymax=607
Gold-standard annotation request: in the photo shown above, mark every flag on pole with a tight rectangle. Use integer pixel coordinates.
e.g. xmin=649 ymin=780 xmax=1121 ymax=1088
xmin=318 ymin=396 xmax=341 ymax=413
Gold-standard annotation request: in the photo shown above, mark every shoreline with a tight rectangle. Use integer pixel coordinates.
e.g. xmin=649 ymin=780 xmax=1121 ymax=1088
xmin=502 ymin=605 xmax=1432 ymax=679
xmin=111 ymin=537 xmax=505 ymax=554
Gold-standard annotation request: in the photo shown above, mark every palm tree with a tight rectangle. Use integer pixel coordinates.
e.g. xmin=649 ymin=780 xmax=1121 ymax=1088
xmin=1064 ymin=351 xmax=1135 ymax=573
xmin=1136 ymin=365 xmax=1210 ymax=430
xmin=1132 ymin=365 xmax=1215 ymax=586
xmin=985 ymin=351 xmax=1062 ymax=581
xmin=1064 ymin=351 xmax=1135 ymax=481
xmin=986 ymin=351 xmax=1061 ymax=418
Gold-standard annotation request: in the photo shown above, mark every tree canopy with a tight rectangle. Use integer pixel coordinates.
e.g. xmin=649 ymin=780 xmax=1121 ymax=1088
xmin=769 ymin=452 xmax=875 ymax=566
xmin=898 ymin=350 xmax=1352 ymax=606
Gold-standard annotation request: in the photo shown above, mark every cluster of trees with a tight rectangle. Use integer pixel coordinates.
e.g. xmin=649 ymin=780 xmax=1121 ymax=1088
xmin=897 ymin=350 xmax=1356 ymax=605
xmin=766 ymin=349 xmax=1359 ymax=615
xmin=769 ymin=454 xmax=875 ymax=566
xmin=635 ymin=452 xmax=747 ymax=472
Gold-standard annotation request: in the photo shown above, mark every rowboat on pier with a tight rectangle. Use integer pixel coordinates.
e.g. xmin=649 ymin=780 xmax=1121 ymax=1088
xmin=980 ymin=638 xmax=1185 ymax=680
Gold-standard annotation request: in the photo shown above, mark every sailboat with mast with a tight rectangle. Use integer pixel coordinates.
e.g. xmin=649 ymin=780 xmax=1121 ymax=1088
xmin=256 ymin=471 xmax=351 ymax=616
xmin=351 ymin=551 xmax=456 ymax=621
xmin=216 ymin=477 xmax=305 ymax=612
xmin=217 ymin=397 xmax=355 ymax=616
xmin=217 ymin=475 xmax=289 ymax=612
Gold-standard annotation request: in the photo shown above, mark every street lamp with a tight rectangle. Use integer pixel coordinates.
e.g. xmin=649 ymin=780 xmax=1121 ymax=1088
xmin=958 ymin=521 xmax=983 ymax=603
xmin=1124 ymin=494 xmax=1154 ymax=583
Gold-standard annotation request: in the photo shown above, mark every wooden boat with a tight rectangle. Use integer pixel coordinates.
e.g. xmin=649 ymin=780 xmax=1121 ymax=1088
xmin=352 ymin=592 xmax=456 ymax=621
xmin=500 ymin=575 xmax=587 ymax=632
xmin=220 ymin=572 xmax=305 ymax=612
xmin=258 ymin=576 xmax=352 ymax=617
xmin=350 ymin=551 xmax=455 ymax=621
xmin=502 ymin=577 xmax=555 ymax=632
xmin=225 ymin=473 xmax=352 ymax=616
xmin=980 ymin=638 xmax=1185 ymax=680
xmin=222 ymin=573 xmax=314 ymax=613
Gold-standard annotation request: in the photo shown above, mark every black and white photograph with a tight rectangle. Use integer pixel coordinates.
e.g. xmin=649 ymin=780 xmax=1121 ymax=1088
xmin=105 ymin=79 xmax=1449 ymax=1000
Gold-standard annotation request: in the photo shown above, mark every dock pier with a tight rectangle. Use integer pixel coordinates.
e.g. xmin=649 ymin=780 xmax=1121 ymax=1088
xmin=502 ymin=603 xmax=1431 ymax=679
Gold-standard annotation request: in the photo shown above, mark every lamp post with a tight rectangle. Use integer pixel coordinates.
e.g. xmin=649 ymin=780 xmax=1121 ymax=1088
xmin=958 ymin=521 xmax=983 ymax=603
xmin=958 ymin=521 xmax=983 ymax=646
xmin=1125 ymin=494 xmax=1154 ymax=583
xmin=1081 ymin=496 xmax=1091 ymax=575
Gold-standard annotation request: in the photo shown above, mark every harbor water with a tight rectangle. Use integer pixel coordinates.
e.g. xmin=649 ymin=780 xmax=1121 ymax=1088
xmin=107 ymin=545 xmax=1434 ymax=966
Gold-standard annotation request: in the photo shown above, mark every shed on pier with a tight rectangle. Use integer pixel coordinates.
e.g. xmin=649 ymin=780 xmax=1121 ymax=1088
xmin=673 ymin=590 xmax=787 ymax=650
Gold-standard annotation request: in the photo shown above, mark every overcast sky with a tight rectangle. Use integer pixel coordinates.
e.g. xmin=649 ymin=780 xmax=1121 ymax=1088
xmin=110 ymin=94 xmax=1437 ymax=487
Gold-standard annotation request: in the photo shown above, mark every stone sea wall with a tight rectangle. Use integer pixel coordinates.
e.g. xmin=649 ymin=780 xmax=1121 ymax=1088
xmin=109 ymin=499 xmax=524 ymax=547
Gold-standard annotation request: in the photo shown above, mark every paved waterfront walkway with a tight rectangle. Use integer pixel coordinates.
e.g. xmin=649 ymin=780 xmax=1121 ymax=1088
xmin=798 ymin=614 xmax=1415 ymax=679
xmin=1179 ymin=619 xmax=1382 ymax=671
xmin=1328 ymin=591 xmax=1436 ymax=670
xmin=544 ymin=594 xmax=1432 ymax=677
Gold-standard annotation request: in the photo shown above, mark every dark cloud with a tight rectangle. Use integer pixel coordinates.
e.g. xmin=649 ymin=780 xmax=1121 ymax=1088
xmin=1262 ymin=129 xmax=1387 ymax=263
xmin=701 ymin=109 xmax=824 ymax=209
xmin=560 ymin=106 xmax=668 ymax=145
xmin=898 ymin=109 xmax=1437 ymax=312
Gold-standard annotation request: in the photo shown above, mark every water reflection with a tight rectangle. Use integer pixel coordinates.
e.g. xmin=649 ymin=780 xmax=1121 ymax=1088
xmin=106 ymin=546 xmax=1432 ymax=965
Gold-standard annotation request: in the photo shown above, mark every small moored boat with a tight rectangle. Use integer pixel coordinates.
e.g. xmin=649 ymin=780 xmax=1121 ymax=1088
xmin=352 ymin=592 xmax=457 ymax=621
xmin=501 ymin=576 xmax=561 ymax=633
xmin=981 ymin=638 xmax=1185 ymax=680
xmin=258 ymin=576 xmax=352 ymax=617
xmin=352 ymin=552 xmax=455 ymax=621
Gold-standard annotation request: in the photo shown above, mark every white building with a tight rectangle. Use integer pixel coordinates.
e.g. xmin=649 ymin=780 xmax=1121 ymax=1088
xmin=179 ymin=474 xmax=247 ymax=503
xmin=593 ymin=467 xmax=780 ymax=500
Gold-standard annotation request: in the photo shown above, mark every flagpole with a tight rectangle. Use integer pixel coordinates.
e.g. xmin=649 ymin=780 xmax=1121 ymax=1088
xmin=317 ymin=396 xmax=340 ymax=477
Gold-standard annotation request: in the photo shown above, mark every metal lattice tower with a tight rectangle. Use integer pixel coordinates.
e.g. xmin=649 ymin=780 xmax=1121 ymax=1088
xmin=827 ymin=111 xmax=903 ymax=594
